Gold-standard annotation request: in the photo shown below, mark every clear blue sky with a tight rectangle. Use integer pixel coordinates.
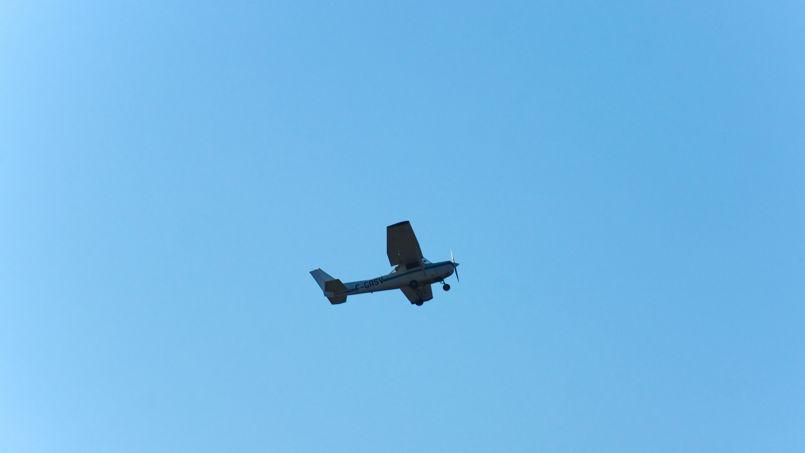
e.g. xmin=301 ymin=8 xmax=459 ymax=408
xmin=2 ymin=1 xmax=804 ymax=452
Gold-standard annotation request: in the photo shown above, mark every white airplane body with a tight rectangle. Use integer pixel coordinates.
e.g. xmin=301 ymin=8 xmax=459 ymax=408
xmin=310 ymin=221 xmax=459 ymax=306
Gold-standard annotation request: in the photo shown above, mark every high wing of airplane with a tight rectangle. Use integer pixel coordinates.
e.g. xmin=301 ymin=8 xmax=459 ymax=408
xmin=310 ymin=221 xmax=459 ymax=306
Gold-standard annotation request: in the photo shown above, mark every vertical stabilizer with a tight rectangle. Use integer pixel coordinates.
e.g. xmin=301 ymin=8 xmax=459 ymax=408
xmin=310 ymin=268 xmax=348 ymax=305
xmin=310 ymin=268 xmax=335 ymax=290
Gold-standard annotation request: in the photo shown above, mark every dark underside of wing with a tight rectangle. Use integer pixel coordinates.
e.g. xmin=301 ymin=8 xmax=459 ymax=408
xmin=387 ymin=221 xmax=424 ymax=267
xmin=400 ymin=284 xmax=433 ymax=304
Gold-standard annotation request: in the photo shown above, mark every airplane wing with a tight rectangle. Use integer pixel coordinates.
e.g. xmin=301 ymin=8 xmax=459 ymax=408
xmin=387 ymin=221 xmax=424 ymax=267
xmin=400 ymin=284 xmax=433 ymax=305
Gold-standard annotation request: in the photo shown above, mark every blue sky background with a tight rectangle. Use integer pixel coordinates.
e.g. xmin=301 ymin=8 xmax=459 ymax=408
xmin=2 ymin=1 xmax=804 ymax=452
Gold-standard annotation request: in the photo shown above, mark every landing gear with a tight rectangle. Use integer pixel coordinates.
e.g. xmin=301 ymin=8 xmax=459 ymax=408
xmin=442 ymin=283 xmax=451 ymax=291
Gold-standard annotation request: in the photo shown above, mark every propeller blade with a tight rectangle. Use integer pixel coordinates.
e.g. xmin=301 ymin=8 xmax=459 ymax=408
xmin=450 ymin=250 xmax=459 ymax=282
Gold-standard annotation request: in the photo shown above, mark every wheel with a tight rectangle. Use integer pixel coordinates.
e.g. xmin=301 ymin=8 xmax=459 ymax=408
xmin=442 ymin=283 xmax=451 ymax=291
xmin=409 ymin=280 xmax=419 ymax=289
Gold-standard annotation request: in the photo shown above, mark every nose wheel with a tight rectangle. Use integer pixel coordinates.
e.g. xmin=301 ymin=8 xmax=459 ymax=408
xmin=442 ymin=283 xmax=451 ymax=291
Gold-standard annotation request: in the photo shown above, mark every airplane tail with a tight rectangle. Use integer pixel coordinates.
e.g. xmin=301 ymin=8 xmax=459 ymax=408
xmin=310 ymin=268 xmax=348 ymax=304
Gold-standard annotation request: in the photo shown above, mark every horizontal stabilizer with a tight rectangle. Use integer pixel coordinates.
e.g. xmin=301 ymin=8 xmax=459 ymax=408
xmin=324 ymin=279 xmax=348 ymax=293
xmin=325 ymin=280 xmax=348 ymax=305
xmin=327 ymin=294 xmax=347 ymax=304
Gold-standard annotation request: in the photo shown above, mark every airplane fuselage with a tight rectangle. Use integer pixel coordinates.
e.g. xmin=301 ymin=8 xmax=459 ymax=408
xmin=342 ymin=261 xmax=455 ymax=296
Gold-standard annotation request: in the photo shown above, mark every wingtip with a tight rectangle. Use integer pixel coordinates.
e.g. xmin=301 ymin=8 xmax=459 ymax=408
xmin=387 ymin=220 xmax=411 ymax=228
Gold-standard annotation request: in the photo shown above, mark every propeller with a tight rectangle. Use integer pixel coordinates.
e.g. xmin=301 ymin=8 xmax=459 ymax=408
xmin=450 ymin=249 xmax=460 ymax=282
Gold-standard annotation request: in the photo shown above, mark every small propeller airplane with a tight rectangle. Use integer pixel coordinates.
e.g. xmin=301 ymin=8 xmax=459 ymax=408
xmin=310 ymin=221 xmax=459 ymax=306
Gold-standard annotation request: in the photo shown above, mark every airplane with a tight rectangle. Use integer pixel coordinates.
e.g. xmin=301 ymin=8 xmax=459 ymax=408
xmin=310 ymin=221 xmax=459 ymax=306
